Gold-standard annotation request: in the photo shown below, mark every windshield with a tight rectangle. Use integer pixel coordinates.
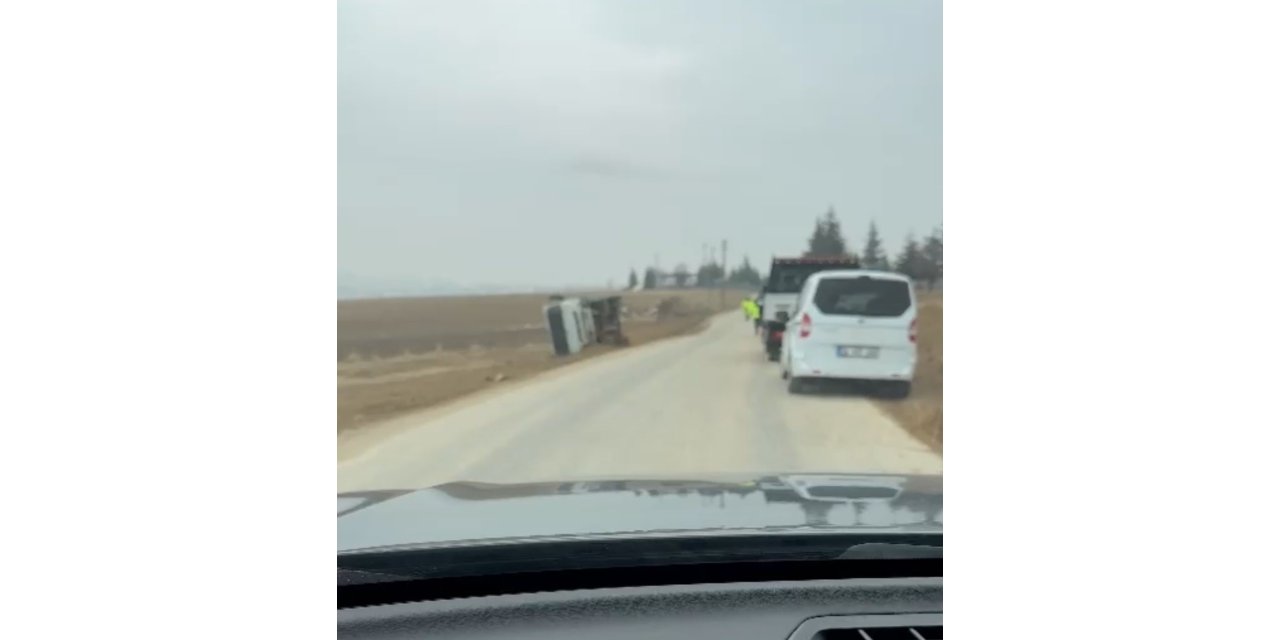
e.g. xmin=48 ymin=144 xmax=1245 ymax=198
xmin=338 ymin=0 xmax=942 ymax=551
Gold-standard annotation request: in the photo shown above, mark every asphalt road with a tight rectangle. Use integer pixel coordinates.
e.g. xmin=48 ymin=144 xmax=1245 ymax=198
xmin=338 ymin=313 xmax=941 ymax=492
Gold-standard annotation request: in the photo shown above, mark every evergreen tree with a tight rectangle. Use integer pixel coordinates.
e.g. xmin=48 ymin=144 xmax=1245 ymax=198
xmin=862 ymin=221 xmax=888 ymax=270
xmin=728 ymin=256 xmax=762 ymax=286
xmin=804 ymin=207 xmax=849 ymax=257
xmin=894 ymin=234 xmax=926 ymax=280
xmin=920 ymin=228 xmax=943 ymax=289
xmin=642 ymin=268 xmax=658 ymax=289
xmin=695 ymin=261 xmax=726 ymax=287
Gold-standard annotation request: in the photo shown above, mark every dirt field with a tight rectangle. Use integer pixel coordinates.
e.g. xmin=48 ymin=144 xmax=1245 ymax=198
xmin=338 ymin=289 xmax=738 ymax=431
xmin=339 ymin=293 xmax=551 ymax=360
xmin=873 ymin=290 xmax=943 ymax=453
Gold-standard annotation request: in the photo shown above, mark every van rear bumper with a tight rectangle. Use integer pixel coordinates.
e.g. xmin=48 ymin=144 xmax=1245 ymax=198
xmin=788 ymin=350 xmax=915 ymax=381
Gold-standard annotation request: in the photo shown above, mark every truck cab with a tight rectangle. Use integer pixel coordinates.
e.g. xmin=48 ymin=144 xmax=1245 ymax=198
xmin=760 ymin=256 xmax=859 ymax=360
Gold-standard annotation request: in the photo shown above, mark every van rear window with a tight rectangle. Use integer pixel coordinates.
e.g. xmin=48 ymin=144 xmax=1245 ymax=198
xmin=813 ymin=277 xmax=911 ymax=317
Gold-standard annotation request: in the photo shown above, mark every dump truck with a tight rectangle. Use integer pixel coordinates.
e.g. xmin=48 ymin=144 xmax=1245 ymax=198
xmin=543 ymin=295 xmax=630 ymax=356
xmin=584 ymin=296 xmax=628 ymax=346
xmin=759 ymin=255 xmax=860 ymax=360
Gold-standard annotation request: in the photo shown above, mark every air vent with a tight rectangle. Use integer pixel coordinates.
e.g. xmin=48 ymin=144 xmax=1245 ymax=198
xmin=787 ymin=614 xmax=941 ymax=640
xmin=815 ymin=627 xmax=942 ymax=639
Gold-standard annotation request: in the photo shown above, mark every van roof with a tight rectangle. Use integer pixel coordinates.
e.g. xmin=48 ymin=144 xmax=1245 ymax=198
xmin=807 ymin=269 xmax=914 ymax=283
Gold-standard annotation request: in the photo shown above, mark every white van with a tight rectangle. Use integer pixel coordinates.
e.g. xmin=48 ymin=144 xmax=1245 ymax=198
xmin=779 ymin=270 xmax=917 ymax=397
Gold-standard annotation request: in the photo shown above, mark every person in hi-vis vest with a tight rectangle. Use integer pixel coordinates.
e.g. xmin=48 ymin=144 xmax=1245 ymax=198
xmin=742 ymin=297 xmax=761 ymax=333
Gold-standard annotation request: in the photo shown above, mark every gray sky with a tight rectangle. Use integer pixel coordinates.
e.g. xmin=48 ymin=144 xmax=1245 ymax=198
xmin=339 ymin=0 xmax=940 ymax=288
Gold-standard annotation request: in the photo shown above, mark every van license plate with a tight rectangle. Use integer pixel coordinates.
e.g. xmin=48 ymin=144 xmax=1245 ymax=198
xmin=837 ymin=346 xmax=879 ymax=358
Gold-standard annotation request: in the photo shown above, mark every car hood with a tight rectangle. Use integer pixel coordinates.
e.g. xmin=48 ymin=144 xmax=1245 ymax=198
xmin=338 ymin=473 xmax=942 ymax=553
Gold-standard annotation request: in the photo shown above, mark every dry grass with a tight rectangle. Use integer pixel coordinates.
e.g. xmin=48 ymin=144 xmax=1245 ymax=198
xmin=337 ymin=289 xmax=736 ymax=432
xmin=338 ymin=289 xmax=734 ymax=359
xmin=874 ymin=290 xmax=943 ymax=452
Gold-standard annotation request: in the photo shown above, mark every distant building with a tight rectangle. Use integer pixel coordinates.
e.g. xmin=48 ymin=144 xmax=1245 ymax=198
xmin=648 ymin=270 xmax=692 ymax=288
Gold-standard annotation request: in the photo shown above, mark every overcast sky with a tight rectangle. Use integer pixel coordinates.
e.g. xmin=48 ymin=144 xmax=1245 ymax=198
xmin=339 ymin=0 xmax=940 ymax=288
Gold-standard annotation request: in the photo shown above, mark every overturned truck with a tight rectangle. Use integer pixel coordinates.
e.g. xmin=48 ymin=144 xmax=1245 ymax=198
xmin=584 ymin=296 xmax=629 ymax=346
xmin=543 ymin=295 xmax=629 ymax=356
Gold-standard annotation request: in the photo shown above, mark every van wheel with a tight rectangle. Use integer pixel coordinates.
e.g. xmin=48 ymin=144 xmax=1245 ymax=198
xmin=882 ymin=381 xmax=911 ymax=399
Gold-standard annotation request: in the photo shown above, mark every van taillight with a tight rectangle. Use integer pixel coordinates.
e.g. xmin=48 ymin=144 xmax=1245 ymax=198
xmin=799 ymin=313 xmax=812 ymax=339
xmin=909 ymin=317 xmax=917 ymax=343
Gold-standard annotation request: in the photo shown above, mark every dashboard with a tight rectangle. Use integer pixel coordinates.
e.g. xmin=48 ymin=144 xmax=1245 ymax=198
xmin=338 ymin=577 xmax=942 ymax=640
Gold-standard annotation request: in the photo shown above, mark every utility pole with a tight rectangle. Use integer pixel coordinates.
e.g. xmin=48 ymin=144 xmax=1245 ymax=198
xmin=720 ymin=239 xmax=728 ymax=309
